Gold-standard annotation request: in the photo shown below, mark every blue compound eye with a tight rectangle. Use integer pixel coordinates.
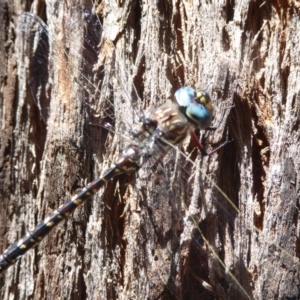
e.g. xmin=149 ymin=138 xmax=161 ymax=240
xmin=186 ymin=102 xmax=213 ymax=129
xmin=175 ymin=87 xmax=214 ymax=129
xmin=175 ymin=87 xmax=196 ymax=107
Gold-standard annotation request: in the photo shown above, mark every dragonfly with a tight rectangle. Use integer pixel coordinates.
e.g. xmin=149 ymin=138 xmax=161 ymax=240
xmin=2 ymin=1 xmax=297 ymax=300
xmin=0 ymin=78 xmax=231 ymax=270
xmin=0 ymin=5 xmax=247 ymax=300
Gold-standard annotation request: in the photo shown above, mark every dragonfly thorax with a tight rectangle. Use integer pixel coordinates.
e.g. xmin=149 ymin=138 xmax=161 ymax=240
xmin=150 ymin=103 xmax=190 ymax=147
xmin=123 ymin=101 xmax=191 ymax=169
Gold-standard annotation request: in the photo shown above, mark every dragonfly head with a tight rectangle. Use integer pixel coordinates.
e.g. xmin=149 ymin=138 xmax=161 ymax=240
xmin=175 ymin=87 xmax=214 ymax=129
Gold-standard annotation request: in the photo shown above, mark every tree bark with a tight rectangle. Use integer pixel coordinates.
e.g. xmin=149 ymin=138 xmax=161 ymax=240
xmin=1 ymin=0 xmax=300 ymax=299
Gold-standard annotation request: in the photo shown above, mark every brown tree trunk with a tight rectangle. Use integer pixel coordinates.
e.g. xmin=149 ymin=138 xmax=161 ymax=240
xmin=1 ymin=0 xmax=300 ymax=299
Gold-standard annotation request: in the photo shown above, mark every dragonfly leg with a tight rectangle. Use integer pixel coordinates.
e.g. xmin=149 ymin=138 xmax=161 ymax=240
xmin=190 ymin=130 xmax=233 ymax=156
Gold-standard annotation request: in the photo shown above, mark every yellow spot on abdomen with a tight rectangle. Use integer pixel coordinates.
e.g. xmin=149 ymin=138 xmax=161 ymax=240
xmin=73 ymin=198 xmax=83 ymax=206
xmin=46 ymin=221 xmax=55 ymax=227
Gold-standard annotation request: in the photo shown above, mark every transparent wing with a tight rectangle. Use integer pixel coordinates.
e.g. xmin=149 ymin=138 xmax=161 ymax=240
xmin=10 ymin=5 xmax=249 ymax=299
xmin=2 ymin=1 xmax=298 ymax=300
xmin=19 ymin=12 xmax=51 ymax=123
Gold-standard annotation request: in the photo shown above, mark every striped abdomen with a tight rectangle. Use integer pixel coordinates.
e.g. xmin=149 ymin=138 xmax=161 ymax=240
xmin=0 ymin=146 xmax=140 ymax=273
xmin=0 ymin=102 xmax=192 ymax=273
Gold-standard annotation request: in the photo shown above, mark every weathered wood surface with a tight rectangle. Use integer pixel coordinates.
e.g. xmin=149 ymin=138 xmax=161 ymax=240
xmin=0 ymin=0 xmax=300 ymax=299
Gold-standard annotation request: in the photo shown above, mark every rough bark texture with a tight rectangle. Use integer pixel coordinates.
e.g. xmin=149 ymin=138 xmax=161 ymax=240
xmin=1 ymin=0 xmax=300 ymax=299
